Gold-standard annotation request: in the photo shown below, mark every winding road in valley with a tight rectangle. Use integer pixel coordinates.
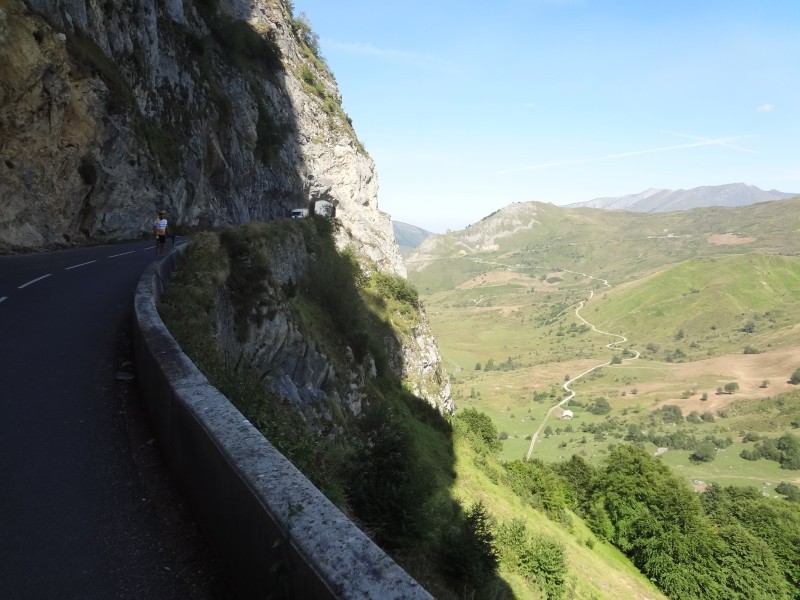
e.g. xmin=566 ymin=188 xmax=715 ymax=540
xmin=525 ymin=270 xmax=640 ymax=461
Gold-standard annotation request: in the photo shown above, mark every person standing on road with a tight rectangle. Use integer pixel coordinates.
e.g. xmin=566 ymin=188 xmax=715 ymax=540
xmin=153 ymin=210 xmax=168 ymax=256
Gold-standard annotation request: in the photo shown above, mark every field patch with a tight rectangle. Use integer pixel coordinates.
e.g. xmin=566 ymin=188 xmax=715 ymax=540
xmin=707 ymin=233 xmax=756 ymax=245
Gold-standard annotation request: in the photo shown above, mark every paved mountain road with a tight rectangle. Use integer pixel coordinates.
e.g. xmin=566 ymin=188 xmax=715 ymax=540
xmin=0 ymin=241 xmax=231 ymax=599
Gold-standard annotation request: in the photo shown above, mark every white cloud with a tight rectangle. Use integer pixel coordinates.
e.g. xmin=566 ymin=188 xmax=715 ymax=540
xmin=497 ymin=134 xmax=756 ymax=174
xmin=758 ymin=104 xmax=775 ymax=112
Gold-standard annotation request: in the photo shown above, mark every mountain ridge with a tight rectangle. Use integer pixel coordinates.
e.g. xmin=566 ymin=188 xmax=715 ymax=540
xmin=567 ymin=182 xmax=797 ymax=212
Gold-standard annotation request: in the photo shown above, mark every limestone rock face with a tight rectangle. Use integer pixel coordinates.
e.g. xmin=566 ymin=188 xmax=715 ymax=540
xmin=1 ymin=0 xmax=447 ymax=413
xmin=211 ymin=229 xmax=452 ymax=427
xmin=0 ymin=0 xmax=404 ymax=276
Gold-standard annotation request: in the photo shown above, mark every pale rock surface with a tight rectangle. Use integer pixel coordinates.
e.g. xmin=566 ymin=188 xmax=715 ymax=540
xmin=1 ymin=0 xmax=447 ymax=415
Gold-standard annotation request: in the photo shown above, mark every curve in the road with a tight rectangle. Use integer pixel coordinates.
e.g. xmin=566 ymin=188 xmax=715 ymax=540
xmin=525 ymin=270 xmax=640 ymax=461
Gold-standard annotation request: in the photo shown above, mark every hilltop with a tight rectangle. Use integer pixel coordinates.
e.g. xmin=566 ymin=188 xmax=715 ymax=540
xmin=393 ymin=221 xmax=433 ymax=256
xmin=407 ymin=197 xmax=800 ymax=470
xmin=567 ymin=183 xmax=797 ymax=212
xmin=408 ymin=196 xmax=800 ymax=289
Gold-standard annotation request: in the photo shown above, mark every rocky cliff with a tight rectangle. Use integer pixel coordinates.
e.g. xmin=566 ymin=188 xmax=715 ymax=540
xmin=1 ymin=0 xmax=451 ymax=410
xmin=0 ymin=0 xmax=403 ymax=276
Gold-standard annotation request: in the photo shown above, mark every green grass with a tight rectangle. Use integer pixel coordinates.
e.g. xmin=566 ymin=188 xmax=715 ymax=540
xmin=657 ymin=441 xmax=799 ymax=495
xmin=410 ymin=200 xmax=800 ymax=497
xmin=449 ymin=432 xmax=667 ymax=600
xmin=160 ymin=219 xmax=684 ymax=599
xmin=588 ymin=254 xmax=800 ymax=358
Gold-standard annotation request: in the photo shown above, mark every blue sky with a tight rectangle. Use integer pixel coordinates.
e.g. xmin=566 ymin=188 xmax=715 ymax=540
xmin=291 ymin=0 xmax=800 ymax=233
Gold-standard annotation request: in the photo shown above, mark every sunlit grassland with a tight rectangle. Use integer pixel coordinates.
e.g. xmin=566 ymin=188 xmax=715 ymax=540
xmin=413 ymin=247 xmax=800 ymax=490
xmin=586 ymin=254 xmax=800 ymax=358
xmin=450 ymin=435 xmax=668 ymax=600
xmin=658 ymin=441 xmax=800 ymax=493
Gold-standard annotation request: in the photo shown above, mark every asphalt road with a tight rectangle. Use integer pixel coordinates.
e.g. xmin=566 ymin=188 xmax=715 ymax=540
xmin=0 ymin=241 xmax=232 ymax=599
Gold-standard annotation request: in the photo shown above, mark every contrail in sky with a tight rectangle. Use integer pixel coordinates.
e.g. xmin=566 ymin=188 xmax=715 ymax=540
xmin=499 ymin=134 xmax=756 ymax=174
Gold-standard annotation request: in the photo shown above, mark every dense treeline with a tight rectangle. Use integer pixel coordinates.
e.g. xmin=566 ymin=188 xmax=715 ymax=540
xmin=564 ymin=445 xmax=800 ymax=598
xmin=740 ymin=432 xmax=800 ymax=469
xmin=455 ymin=407 xmax=800 ymax=599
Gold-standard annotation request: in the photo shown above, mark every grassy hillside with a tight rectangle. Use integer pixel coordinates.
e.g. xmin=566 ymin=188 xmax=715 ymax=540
xmin=160 ymin=218 xmax=672 ymax=599
xmin=393 ymin=221 xmax=433 ymax=256
xmin=406 ymin=199 xmax=800 ymax=597
xmin=409 ymin=200 xmax=800 ymax=485
xmin=588 ymin=253 xmax=800 ymax=359
xmin=409 ymin=197 xmax=800 ymax=294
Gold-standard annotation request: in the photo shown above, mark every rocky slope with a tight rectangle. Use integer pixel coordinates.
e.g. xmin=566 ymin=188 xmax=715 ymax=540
xmin=1 ymin=0 xmax=450 ymax=408
xmin=0 ymin=0 xmax=403 ymax=275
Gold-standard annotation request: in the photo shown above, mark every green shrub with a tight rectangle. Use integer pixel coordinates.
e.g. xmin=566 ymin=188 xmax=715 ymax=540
xmin=347 ymin=400 xmax=431 ymax=549
xmin=503 ymin=460 xmax=571 ymax=523
xmin=370 ymin=272 xmax=420 ymax=307
xmin=299 ymin=64 xmax=326 ymax=98
xmin=291 ymin=12 xmax=321 ymax=58
xmin=690 ymin=442 xmax=717 ymax=463
xmin=496 ymin=519 xmax=567 ymax=599
xmin=776 ymin=482 xmax=800 ymax=502
xmin=438 ymin=501 xmax=499 ymax=591
xmin=219 ymin=225 xmax=272 ymax=340
xmin=455 ymin=408 xmax=501 ymax=453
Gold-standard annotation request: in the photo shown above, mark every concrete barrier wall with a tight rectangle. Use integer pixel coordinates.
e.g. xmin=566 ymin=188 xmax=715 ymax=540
xmin=132 ymin=250 xmax=433 ymax=600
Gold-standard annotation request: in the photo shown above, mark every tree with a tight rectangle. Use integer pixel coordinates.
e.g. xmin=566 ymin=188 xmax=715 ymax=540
xmin=702 ymin=484 xmax=800 ymax=598
xmin=776 ymin=482 xmax=800 ymax=503
xmin=456 ymin=408 xmax=501 ymax=453
xmin=588 ymin=397 xmax=611 ymax=415
xmin=475 ymin=362 xmax=482 ymax=370
xmin=724 ymin=382 xmax=739 ymax=394
xmin=495 ymin=520 xmax=567 ymax=598
xmin=592 ymin=445 xmax=724 ymax=598
xmin=790 ymin=368 xmax=800 ymax=385
xmin=438 ymin=501 xmax=499 ymax=591
xmin=690 ymin=442 xmax=717 ymax=463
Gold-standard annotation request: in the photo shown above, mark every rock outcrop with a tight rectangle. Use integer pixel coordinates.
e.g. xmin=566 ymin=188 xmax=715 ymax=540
xmin=1 ymin=0 xmax=449 ymax=410
xmin=0 ymin=0 xmax=403 ymax=276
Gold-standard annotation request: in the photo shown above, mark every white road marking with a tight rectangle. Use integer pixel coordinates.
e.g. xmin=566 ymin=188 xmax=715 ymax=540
xmin=65 ymin=260 xmax=97 ymax=270
xmin=109 ymin=251 xmax=135 ymax=258
xmin=0 ymin=296 xmax=7 ymax=303
xmin=18 ymin=274 xmax=51 ymax=289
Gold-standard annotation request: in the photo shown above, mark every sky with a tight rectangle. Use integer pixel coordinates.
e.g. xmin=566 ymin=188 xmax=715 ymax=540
xmin=291 ymin=0 xmax=800 ymax=233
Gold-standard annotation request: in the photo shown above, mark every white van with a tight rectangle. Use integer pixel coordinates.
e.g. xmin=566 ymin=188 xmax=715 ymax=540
xmin=290 ymin=208 xmax=309 ymax=219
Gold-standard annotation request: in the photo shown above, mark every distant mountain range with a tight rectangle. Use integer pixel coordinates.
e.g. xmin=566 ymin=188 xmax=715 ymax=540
xmin=394 ymin=184 xmax=798 ymax=254
xmin=566 ymin=183 xmax=797 ymax=212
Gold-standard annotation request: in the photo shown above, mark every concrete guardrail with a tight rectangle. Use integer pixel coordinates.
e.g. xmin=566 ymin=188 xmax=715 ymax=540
xmin=132 ymin=248 xmax=433 ymax=600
